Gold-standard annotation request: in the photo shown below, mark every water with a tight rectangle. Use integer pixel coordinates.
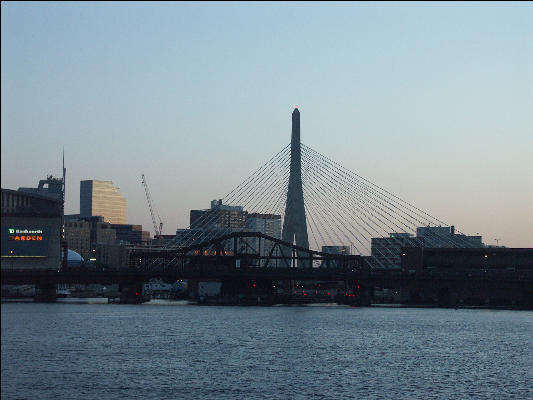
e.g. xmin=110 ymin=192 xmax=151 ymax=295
xmin=2 ymin=303 xmax=533 ymax=400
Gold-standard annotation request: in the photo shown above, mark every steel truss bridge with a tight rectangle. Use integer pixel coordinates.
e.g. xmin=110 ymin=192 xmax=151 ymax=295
xmin=3 ymin=231 xmax=532 ymax=307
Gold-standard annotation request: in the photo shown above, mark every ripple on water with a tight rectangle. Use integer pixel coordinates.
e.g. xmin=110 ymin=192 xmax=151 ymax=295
xmin=2 ymin=304 xmax=533 ymax=400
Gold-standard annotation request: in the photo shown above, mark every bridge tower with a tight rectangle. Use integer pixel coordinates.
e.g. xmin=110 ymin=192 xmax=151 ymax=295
xmin=282 ymin=108 xmax=310 ymax=266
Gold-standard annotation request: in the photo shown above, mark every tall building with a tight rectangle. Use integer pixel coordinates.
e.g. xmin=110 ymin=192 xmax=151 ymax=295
xmin=246 ymin=213 xmax=282 ymax=267
xmin=80 ymin=180 xmax=126 ymax=224
xmin=190 ymin=200 xmax=247 ymax=232
xmin=247 ymin=213 xmax=282 ymax=238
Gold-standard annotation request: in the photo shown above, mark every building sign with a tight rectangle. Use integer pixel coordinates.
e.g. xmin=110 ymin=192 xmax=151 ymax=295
xmin=1 ymin=226 xmax=50 ymax=257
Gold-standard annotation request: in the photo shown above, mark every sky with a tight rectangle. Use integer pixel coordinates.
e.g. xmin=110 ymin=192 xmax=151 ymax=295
xmin=2 ymin=2 xmax=532 ymax=248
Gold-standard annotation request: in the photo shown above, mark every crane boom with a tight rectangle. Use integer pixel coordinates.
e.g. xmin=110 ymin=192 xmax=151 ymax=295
xmin=141 ymin=174 xmax=163 ymax=238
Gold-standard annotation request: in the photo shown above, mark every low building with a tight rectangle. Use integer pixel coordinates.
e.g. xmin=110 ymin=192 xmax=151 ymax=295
xmin=371 ymin=233 xmax=422 ymax=269
xmin=416 ymin=226 xmax=483 ymax=248
xmin=95 ymin=242 xmax=131 ymax=270
xmin=370 ymin=226 xmax=485 ymax=269
xmin=401 ymin=247 xmax=533 ymax=274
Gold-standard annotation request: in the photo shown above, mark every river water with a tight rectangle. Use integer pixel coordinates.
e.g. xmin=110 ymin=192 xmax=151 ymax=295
xmin=2 ymin=302 xmax=532 ymax=400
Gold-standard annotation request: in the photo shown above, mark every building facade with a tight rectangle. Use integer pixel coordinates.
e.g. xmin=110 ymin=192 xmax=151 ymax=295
xmin=1 ymin=188 xmax=62 ymax=270
xmin=371 ymin=226 xmax=485 ymax=269
xmin=401 ymin=247 xmax=533 ymax=274
xmin=18 ymin=175 xmax=63 ymax=201
xmin=321 ymin=245 xmax=351 ymax=268
xmin=95 ymin=242 xmax=131 ymax=270
xmin=110 ymin=224 xmax=150 ymax=244
xmin=246 ymin=213 xmax=282 ymax=267
xmin=80 ymin=180 xmax=126 ymax=224
xmin=190 ymin=200 xmax=247 ymax=232
xmin=64 ymin=216 xmax=116 ymax=261
xmin=416 ymin=226 xmax=483 ymax=248
xmin=371 ymin=233 xmax=423 ymax=269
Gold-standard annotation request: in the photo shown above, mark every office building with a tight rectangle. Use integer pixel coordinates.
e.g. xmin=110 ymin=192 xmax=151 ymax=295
xmin=190 ymin=199 xmax=247 ymax=232
xmin=247 ymin=213 xmax=282 ymax=238
xmin=110 ymin=224 xmax=150 ymax=244
xmin=80 ymin=180 xmax=126 ymax=224
xmin=64 ymin=216 xmax=116 ymax=260
xmin=246 ymin=213 xmax=282 ymax=266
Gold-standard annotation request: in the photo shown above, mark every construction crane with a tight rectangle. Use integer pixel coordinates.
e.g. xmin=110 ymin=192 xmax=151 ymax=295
xmin=141 ymin=174 xmax=163 ymax=239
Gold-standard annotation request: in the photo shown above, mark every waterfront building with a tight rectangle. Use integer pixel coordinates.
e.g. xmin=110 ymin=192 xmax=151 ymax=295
xmin=371 ymin=227 xmax=485 ymax=269
xmin=1 ymin=188 xmax=62 ymax=270
xmin=401 ymin=247 xmax=533 ymax=274
xmin=80 ymin=180 xmax=126 ymax=224
xmin=371 ymin=233 xmax=422 ymax=269
xmin=416 ymin=226 xmax=483 ymax=248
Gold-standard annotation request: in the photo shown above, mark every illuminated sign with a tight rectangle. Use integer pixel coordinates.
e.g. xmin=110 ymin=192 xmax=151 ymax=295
xmin=7 ymin=228 xmax=44 ymax=242
xmin=1 ymin=226 xmax=50 ymax=258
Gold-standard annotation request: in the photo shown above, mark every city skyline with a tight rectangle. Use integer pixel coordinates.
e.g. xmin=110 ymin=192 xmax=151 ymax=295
xmin=2 ymin=2 xmax=532 ymax=247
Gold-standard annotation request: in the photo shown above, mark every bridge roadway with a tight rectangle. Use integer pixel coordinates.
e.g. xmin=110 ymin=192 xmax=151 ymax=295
xmin=3 ymin=265 xmax=533 ymax=307
xmin=3 ymin=264 xmax=532 ymax=288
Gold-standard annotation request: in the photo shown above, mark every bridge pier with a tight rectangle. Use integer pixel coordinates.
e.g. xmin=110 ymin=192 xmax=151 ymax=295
xmin=34 ymin=283 xmax=57 ymax=302
xmin=119 ymin=282 xmax=146 ymax=304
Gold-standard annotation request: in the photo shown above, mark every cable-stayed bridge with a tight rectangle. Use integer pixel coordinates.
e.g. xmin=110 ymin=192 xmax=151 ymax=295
xmin=139 ymin=108 xmax=480 ymax=272
xmin=4 ymin=109 xmax=532 ymax=306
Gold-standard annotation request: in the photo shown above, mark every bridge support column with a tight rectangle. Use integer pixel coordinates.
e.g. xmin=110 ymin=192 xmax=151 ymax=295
xmin=120 ymin=282 xmax=145 ymax=304
xmin=282 ymin=108 xmax=310 ymax=267
xmin=220 ymin=278 xmax=275 ymax=305
xmin=35 ymin=283 xmax=57 ymax=302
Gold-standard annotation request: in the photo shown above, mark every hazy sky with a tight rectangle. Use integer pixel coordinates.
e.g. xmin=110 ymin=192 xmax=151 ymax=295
xmin=2 ymin=2 xmax=532 ymax=247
